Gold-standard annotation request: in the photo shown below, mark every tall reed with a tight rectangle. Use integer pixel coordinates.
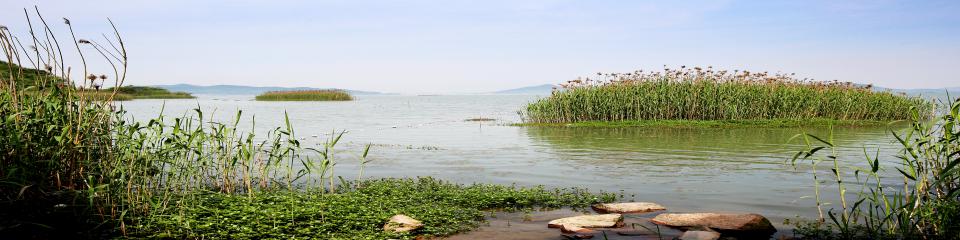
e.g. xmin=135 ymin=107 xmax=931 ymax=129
xmin=0 ymin=9 xmax=363 ymax=237
xmin=790 ymin=98 xmax=960 ymax=239
xmin=255 ymin=89 xmax=353 ymax=101
xmin=525 ymin=67 xmax=932 ymax=123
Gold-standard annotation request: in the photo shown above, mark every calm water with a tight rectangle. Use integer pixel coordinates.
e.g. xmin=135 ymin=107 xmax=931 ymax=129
xmin=119 ymin=94 xmax=907 ymax=231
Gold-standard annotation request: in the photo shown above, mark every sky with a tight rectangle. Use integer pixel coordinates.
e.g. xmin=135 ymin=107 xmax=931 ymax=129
xmin=1 ymin=0 xmax=958 ymax=94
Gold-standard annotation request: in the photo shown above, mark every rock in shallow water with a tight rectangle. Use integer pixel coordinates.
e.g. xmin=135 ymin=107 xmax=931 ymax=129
xmin=679 ymin=230 xmax=721 ymax=240
xmin=547 ymin=214 xmax=624 ymax=228
xmin=383 ymin=214 xmax=424 ymax=233
xmin=592 ymin=202 xmax=667 ymax=213
xmin=650 ymin=213 xmax=776 ymax=234
xmin=560 ymin=225 xmax=596 ymax=239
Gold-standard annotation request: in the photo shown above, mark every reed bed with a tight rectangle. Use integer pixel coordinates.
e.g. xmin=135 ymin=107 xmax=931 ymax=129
xmin=525 ymin=67 xmax=932 ymax=124
xmin=255 ymin=89 xmax=353 ymax=101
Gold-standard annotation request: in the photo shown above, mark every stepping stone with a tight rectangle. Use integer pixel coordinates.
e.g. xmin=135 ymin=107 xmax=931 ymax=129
xmin=592 ymin=202 xmax=666 ymax=213
xmin=548 ymin=214 xmax=624 ymax=228
xmin=651 ymin=213 xmax=776 ymax=234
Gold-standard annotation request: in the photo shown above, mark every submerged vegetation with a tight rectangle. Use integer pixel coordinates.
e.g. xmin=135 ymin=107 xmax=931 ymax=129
xmin=0 ymin=11 xmax=610 ymax=239
xmin=132 ymin=178 xmax=612 ymax=239
xmin=525 ymin=67 xmax=932 ymax=125
xmin=256 ymin=89 xmax=353 ymax=101
xmin=790 ymin=98 xmax=960 ymax=239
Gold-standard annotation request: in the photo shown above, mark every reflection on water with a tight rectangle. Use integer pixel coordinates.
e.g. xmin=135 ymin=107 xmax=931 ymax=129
xmin=120 ymin=95 xmax=910 ymax=232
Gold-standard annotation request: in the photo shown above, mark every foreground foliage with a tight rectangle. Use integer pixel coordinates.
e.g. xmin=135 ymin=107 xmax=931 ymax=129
xmin=526 ymin=67 xmax=931 ymax=124
xmin=131 ymin=178 xmax=614 ymax=239
xmin=790 ymin=98 xmax=960 ymax=239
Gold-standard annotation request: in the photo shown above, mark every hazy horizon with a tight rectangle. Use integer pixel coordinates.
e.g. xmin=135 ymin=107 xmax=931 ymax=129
xmin=2 ymin=0 xmax=958 ymax=94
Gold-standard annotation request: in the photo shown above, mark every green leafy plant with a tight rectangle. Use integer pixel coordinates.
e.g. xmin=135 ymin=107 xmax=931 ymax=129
xmin=789 ymin=98 xmax=960 ymax=239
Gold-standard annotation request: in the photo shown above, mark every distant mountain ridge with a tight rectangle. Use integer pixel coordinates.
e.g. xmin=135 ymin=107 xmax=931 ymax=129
xmin=152 ymin=84 xmax=388 ymax=95
xmin=492 ymin=84 xmax=557 ymax=95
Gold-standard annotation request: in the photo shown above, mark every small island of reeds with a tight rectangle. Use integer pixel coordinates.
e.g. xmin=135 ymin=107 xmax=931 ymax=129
xmin=523 ymin=66 xmax=932 ymax=127
xmin=255 ymin=89 xmax=353 ymax=101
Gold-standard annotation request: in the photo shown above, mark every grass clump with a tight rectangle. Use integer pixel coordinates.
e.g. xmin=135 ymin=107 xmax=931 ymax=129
xmin=130 ymin=178 xmax=614 ymax=239
xmin=256 ymin=89 xmax=353 ymax=101
xmin=525 ymin=66 xmax=932 ymax=124
xmin=106 ymin=85 xmax=194 ymax=99
xmin=789 ymin=97 xmax=960 ymax=239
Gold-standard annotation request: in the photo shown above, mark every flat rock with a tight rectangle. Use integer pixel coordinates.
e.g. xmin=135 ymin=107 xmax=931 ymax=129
xmin=592 ymin=202 xmax=666 ymax=213
xmin=548 ymin=214 xmax=624 ymax=228
xmin=383 ymin=214 xmax=424 ymax=233
xmin=679 ymin=230 xmax=721 ymax=240
xmin=651 ymin=213 xmax=776 ymax=234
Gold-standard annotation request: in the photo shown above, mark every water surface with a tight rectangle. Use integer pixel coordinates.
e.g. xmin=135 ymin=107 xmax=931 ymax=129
xmin=120 ymin=94 xmax=907 ymax=232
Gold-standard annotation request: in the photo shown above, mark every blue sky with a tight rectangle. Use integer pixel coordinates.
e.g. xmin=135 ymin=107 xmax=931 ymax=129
xmin=2 ymin=0 xmax=958 ymax=93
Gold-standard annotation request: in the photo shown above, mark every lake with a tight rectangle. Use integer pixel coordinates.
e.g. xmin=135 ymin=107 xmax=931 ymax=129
xmin=119 ymin=94 xmax=907 ymax=234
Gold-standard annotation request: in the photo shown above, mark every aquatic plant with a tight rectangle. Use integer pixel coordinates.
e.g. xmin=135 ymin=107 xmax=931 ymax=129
xmin=789 ymin=97 xmax=960 ymax=239
xmin=525 ymin=66 xmax=932 ymax=124
xmin=129 ymin=177 xmax=614 ymax=239
xmin=255 ymin=89 xmax=353 ymax=101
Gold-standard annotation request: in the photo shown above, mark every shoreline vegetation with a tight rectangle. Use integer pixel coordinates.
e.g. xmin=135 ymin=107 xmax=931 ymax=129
xmin=106 ymin=85 xmax=194 ymax=99
xmin=514 ymin=118 xmax=902 ymax=128
xmin=524 ymin=66 xmax=932 ymax=125
xmin=0 ymin=11 xmax=608 ymax=239
xmin=255 ymin=89 xmax=353 ymax=101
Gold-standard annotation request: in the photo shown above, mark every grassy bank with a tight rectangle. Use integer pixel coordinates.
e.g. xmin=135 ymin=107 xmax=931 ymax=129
xmin=256 ymin=89 xmax=353 ymax=101
xmin=106 ymin=86 xmax=194 ymax=99
xmin=525 ymin=67 xmax=932 ymax=124
xmin=516 ymin=118 xmax=897 ymax=128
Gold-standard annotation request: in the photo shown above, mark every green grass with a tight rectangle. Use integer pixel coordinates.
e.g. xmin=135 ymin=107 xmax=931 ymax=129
xmin=129 ymin=178 xmax=614 ymax=239
xmin=256 ymin=89 xmax=353 ymax=101
xmin=515 ymin=118 xmax=899 ymax=128
xmin=105 ymin=86 xmax=194 ymax=99
xmin=525 ymin=67 xmax=932 ymax=124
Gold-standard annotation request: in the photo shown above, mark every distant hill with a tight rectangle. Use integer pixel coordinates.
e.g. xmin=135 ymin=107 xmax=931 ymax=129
xmin=872 ymin=86 xmax=959 ymax=102
xmin=493 ymin=84 xmax=557 ymax=95
xmin=152 ymin=84 xmax=387 ymax=95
